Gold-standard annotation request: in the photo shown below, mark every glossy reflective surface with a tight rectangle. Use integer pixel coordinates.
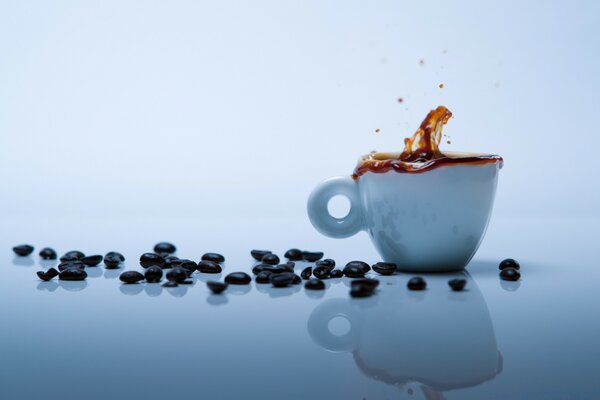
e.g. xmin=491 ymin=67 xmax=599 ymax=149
xmin=1 ymin=215 xmax=598 ymax=399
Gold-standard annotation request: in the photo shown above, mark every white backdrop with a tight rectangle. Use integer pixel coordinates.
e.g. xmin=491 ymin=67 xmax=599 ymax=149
xmin=1 ymin=0 xmax=598 ymax=219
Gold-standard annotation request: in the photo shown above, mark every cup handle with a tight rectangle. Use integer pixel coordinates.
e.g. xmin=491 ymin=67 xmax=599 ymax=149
xmin=307 ymin=176 xmax=363 ymax=238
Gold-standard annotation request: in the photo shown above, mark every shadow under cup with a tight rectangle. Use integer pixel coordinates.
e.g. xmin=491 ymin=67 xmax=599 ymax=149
xmin=307 ymin=162 xmax=501 ymax=272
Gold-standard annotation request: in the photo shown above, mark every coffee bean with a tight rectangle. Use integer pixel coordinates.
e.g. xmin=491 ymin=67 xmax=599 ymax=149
xmin=58 ymin=261 xmax=85 ymax=272
xmin=207 ymin=281 xmax=228 ymax=294
xmin=330 ymin=269 xmax=343 ymax=278
xmin=161 ymin=255 xmax=178 ymax=269
xmin=270 ymin=272 xmax=295 ymax=287
xmin=105 ymin=251 xmax=125 ymax=262
xmin=499 ymin=258 xmax=520 ymax=271
xmin=407 ymin=277 xmax=427 ymax=290
xmin=39 ymin=247 xmax=57 ymax=260
xmin=225 ymin=272 xmax=252 ymax=285
xmin=202 ymin=253 xmax=225 ymax=263
xmin=350 ymin=283 xmax=375 ymax=298
xmin=166 ymin=267 xmax=188 ymax=283
xmin=261 ymin=253 xmax=280 ymax=265
xmin=120 ymin=271 xmax=144 ymax=284
xmin=82 ymin=255 xmax=103 ymax=267
xmin=284 ymin=248 xmax=303 ymax=261
xmin=448 ymin=279 xmax=467 ymax=291
xmin=153 ymin=242 xmax=176 ymax=254
xmin=255 ymin=271 xmax=273 ymax=283
xmin=163 ymin=280 xmax=178 ymax=288
xmin=139 ymin=253 xmax=165 ymax=268
xmin=177 ymin=260 xmax=197 ymax=274
xmin=104 ymin=255 xmax=122 ymax=269
xmin=302 ymin=251 xmax=324 ymax=262
xmin=304 ymin=278 xmax=325 ymax=290
xmin=13 ymin=244 xmax=34 ymax=256
xmin=316 ymin=259 xmax=336 ymax=269
xmin=144 ymin=266 xmax=163 ymax=283
xmin=59 ymin=267 xmax=87 ymax=281
xmin=278 ymin=263 xmax=294 ymax=273
xmin=292 ymin=274 xmax=302 ymax=285
xmin=500 ymin=267 xmax=520 ymax=281
xmin=372 ymin=262 xmax=397 ymax=275
xmin=351 ymin=278 xmax=379 ymax=290
xmin=313 ymin=266 xmax=330 ymax=279
xmin=37 ymin=267 xmax=59 ymax=281
xmin=345 ymin=261 xmax=370 ymax=274
xmin=343 ymin=265 xmax=365 ymax=278
xmin=301 ymin=267 xmax=312 ymax=280
xmin=197 ymin=260 xmax=222 ymax=274
xmin=285 ymin=261 xmax=296 ymax=269
xmin=251 ymin=250 xmax=271 ymax=261
xmin=60 ymin=251 xmax=85 ymax=262
xmin=252 ymin=264 xmax=269 ymax=275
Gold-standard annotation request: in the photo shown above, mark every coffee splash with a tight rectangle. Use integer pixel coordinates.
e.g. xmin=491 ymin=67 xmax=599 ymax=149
xmin=353 ymin=106 xmax=502 ymax=178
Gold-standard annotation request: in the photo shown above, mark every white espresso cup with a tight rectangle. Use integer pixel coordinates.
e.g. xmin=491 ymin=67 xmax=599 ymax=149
xmin=307 ymin=154 xmax=502 ymax=272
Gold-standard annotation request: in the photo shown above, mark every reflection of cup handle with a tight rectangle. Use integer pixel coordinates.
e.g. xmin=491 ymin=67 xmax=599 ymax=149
xmin=307 ymin=299 xmax=361 ymax=352
xmin=307 ymin=176 xmax=363 ymax=238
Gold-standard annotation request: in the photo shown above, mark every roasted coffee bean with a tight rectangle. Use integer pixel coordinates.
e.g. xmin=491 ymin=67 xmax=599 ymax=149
xmin=252 ymin=264 xmax=269 ymax=275
xmin=105 ymin=251 xmax=125 ymax=262
xmin=104 ymin=255 xmax=122 ymax=269
xmin=448 ymin=279 xmax=467 ymax=291
xmin=285 ymin=261 xmax=296 ymax=269
xmin=166 ymin=267 xmax=188 ymax=283
xmin=284 ymin=248 xmax=303 ymax=261
xmin=372 ymin=262 xmax=397 ymax=275
xmin=351 ymin=278 xmax=379 ymax=290
xmin=225 ymin=272 xmax=252 ymax=285
xmin=177 ymin=260 xmax=197 ymax=274
xmin=153 ymin=242 xmax=176 ymax=254
xmin=499 ymin=258 xmax=520 ymax=271
xmin=60 ymin=251 xmax=85 ymax=262
xmin=162 ymin=255 xmax=178 ymax=269
xmin=500 ymin=267 xmax=520 ymax=281
xmin=59 ymin=267 xmax=87 ymax=281
xmin=120 ymin=271 xmax=144 ymax=284
xmin=278 ymin=263 xmax=294 ymax=273
xmin=313 ymin=266 xmax=330 ymax=279
xmin=330 ymin=269 xmax=343 ymax=278
xmin=13 ymin=244 xmax=34 ymax=256
xmin=407 ymin=277 xmax=427 ymax=290
xmin=251 ymin=250 xmax=271 ymax=261
xmin=197 ymin=260 xmax=222 ymax=274
xmin=350 ymin=283 xmax=375 ymax=298
xmin=207 ymin=281 xmax=228 ymax=294
xmin=37 ymin=267 xmax=59 ymax=281
xmin=39 ymin=247 xmax=57 ymax=260
xmin=36 ymin=271 xmax=50 ymax=281
xmin=270 ymin=272 xmax=295 ymax=287
xmin=144 ymin=266 xmax=163 ymax=283
xmin=82 ymin=255 xmax=103 ymax=267
xmin=345 ymin=261 xmax=370 ymax=274
xmin=58 ymin=261 xmax=85 ymax=272
xmin=163 ymin=280 xmax=178 ymax=288
xmin=255 ymin=271 xmax=273 ymax=283
xmin=343 ymin=265 xmax=365 ymax=278
xmin=261 ymin=253 xmax=280 ymax=265
xmin=316 ymin=259 xmax=336 ymax=269
xmin=202 ymin=253 xmax=225 ymax=263
xmin=292 ymin=274 xmax=302 ymax=285
xmin=139 ymin=253 xmax=165 ymax=268
xmin=301 ymin=267 xmax=312 ymax=280
xmin=305 ymin=278 xmax=325 ymax=290
xmin=302 ymin=251 xmax=324 ymax=262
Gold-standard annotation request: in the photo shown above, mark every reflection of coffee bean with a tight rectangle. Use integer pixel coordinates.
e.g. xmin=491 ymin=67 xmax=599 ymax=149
xmin=305 ymin=278 xmax=325 ymax=290
xmin=82 ymin=255 xmax=103 ymax=267
xmin=271 ymin=272 xmax=294 ymax=287
xmin=163 ymin=280 xmax=178 ymax=288
xmin=301 ymin=267 xmax=312 ymax=280
xmin=343 ymin=265 xmax=365 ymax=278
xmin=60 ymin=251 xmax=85 ymax=262
xmin=330 ymin=269 xmax=343 ymax=278
xmin=139 ymin=253 xmax=165 ymax=268
xmin=58 ymin=261 xmax=85 ymax=271
xmin=154 ymin=242 xmax=176 ymax=254
xmin=59 ymin=267 xmax=87 ymax=281
xmin=407 ymin=277 xmax=427 ymax=290
xmin=104 ymin=255 xmax=122 ymax=269
xmin=345 ymin=261 xmax=371 ymax=274
xmin=448 ymin=278 xmax=467 ymax=291
xmin=372 ymin=262 xmax=397 ymax=275
xmin=202 ymin=253 xmax=225 ymax=263
xmin=251 ymin=250 xmax=271 ymax=261
xmin=39 ymin=247 xmax=57 ymax=260
xmin=197 ymin=260 xmax=222 ymax=274
xmin=261 ymin=253 xmax=280 ymax=265
xmin=225 ymin=272 xmax=252 ymax=285
xmin=13 ymin=244 xmax=34 ymax=256
xmin=144 ymin=266 xmax=163 ymax=283
xmin=37 ymin=268 xmax=59 ymax=281
xmin=351 ymin=278 xmax=379 ymax=290
xmin=105 ymin=251 xmax=125 ymax=262
xmin=313 ymin=266 xmax=331 ymax=279
xmin=120 ymin=271 xmax=144 ymax=284
xmin=207 ymin=281 xmax=227 ymax=294
xmin=499 ymin=267 xmax=520 ymax=281
xmin=350 ymin=282 xmax=376 ymax=297
xmin=302 ymin=251 xmax=324 ymax=262
xmin=316 ymin=259 xmax=335 ymax=270
xmin=499 ymin=258 xmax=520 ymax=270
xmin=284 ymin=248 xmax=303 ymax=260
xmin=166 ymin=267 xmax=188 ymax=283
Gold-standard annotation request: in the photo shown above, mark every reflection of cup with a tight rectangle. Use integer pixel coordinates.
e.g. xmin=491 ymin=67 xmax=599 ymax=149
xmin=307 ymin=274 xmax=501 ymax=396
xmin=307 ymin=161 xmax=501 ymax=272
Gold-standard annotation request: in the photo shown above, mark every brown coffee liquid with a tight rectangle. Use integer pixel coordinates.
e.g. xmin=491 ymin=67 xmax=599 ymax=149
xmin=353 ymin=106 xmax=502 ymax=179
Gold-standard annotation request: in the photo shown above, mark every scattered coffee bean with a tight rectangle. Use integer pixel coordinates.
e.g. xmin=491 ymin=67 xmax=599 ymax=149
xmin=285 ymin=261 xmax=296 ymax=269
xmin=144 ymin=266 xmax=163 ymax=283
xmin=305 ymin=278 xmax=325 ymax=290
xmin=316 ymin=259 xmax=336 ymax=269
xmin=39 ymin=247 xmax=57 ymax=260
xmin=82 ymin=255 xmax=103 ymax=267
xmin=197 ymin=260 xmax=222 ymax=274
xmin=345 ymin=261 xmax=370 ymax=274
xmin=162 ymin=255 xmax=178 ymax=269
xmin=177 ymin=259 xmax=197 ymax=274
xmin=252 ymin=264 xmax=269 ymax=275
xmin=59 ymin=267 xmax=87 ymax=281
xmin=139 ymin=253 xmax=165 ymax=268
xmin=13 ymin=244 xmax=34 ymax=256
xmin=499 ymin=258 xmax=520 ymax=271
xmin=255 ymin=271 xmax=273 ymax=283
xmin=270 ymin=272 xmax=294 ymax=287
xmin=60 ymin=251 xmax=85 ymax=262
xmin=301 ymin=267 xmax=312 ymax=280
xmin=292 ymin=274 xmax=302 ymax=285
xmin=284 ymin=248 xmax=303 ymax=261
xmin=261 ymin=253 xmax=280 ymax=265
xmin=313 ymin=266 xmax=331 ymax=279
xmin=251 ymin=250 xmax=271 ymax=261
xmin=225 ymin=272 xmax=252 ymax=285
xmin=448 ymin=279 xmax=467 ymax=291
xmin=343 ymin=265 xmax=365 ymax=278
xmin=166 ymin=267 xmax=188 ymax=283
xmin=163 ymin=280 xmax=178 ymax=288
xmin=104 ymin=255 xmax=122 ymax=269
xmin=330 ymin=269 xmax=343 ymax=278
xmin=372 ymin=262 xmax=397 ymax=275
xmin=202 ymin=253 xmax=225 ymax=263
xmin=105 ymin=251 xmax=125 ymax=262
xmin=500 ymin=267 xmax=520 ymax=281
xmin=351 ymin=278 xmax=379 ymax=290
xmin=302 ymin=251 xmax=324 ymax=262
xmin=37 ymin=268 xmax=59 ymax=281
xmin=279 ymin=263 xmax=295 ymax=273
xmin=119 ymin=271 xmax=144 ymax=284
xmin=153 ymin=242 xmax=176 ymax=254
xmin=180 ymin=280 xmax=194 ymax=285
xmin=407 ymin=277 xmax=427 ymax=290
xmin=207 ymin=281 xmax=228 ymax=294
xmin=58 ymin=261 xmax=85 ymax=272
